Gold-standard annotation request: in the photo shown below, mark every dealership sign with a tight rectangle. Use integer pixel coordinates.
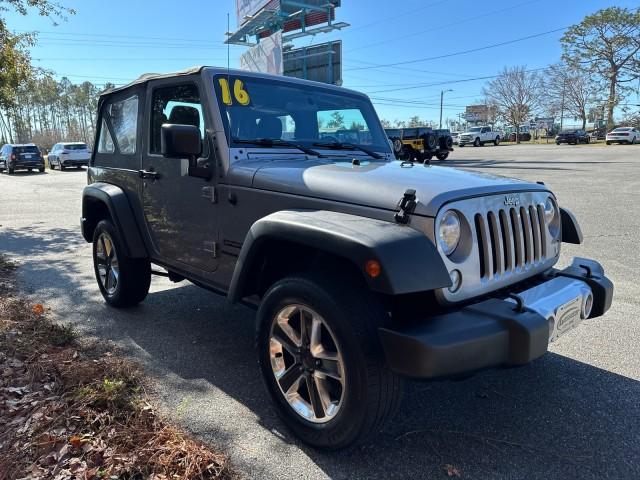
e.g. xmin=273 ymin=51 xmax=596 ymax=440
xmin=236 ymin=0 xmax=273 ymax=26
xmin=240 ymin=31 xmax=283 ymax=75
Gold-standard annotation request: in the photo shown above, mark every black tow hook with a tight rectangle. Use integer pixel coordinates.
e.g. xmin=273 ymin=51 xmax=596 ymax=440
xmin=395 ymin=189 xmax=417 ymax=224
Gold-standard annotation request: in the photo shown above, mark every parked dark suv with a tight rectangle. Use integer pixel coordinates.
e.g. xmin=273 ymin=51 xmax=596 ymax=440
xmin=0 ymin=143 xmax=45 ymax=174
xmin=80 ymin=67 xmax=613 ymax=450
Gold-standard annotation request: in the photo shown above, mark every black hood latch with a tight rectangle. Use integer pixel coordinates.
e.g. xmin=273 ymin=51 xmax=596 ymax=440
xmin=394 ymin=189 xmax=417 ymax=224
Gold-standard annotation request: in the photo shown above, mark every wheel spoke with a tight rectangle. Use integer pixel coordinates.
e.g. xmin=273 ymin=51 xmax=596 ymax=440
xmin=272 ymin=324 xmax=299 ymax=354
xmin=104 ymin=265 xmax=112 ymax=290
xmin=276 ymin=307 xmax=302 ymax=348
xmin=306 ymin=374 xmax=325 ymax=419
xmin=309 ymin=315 xmax=322 ymax=354
xmin=313 ymin=374 xmax=333 ymax=415
xmin=300 ymin=309 xmax=311 ymax=347
xmin=316 ymin=355 xmax=342 ymax=382
xmin=279 ymin=363 xmax=303 ymax=393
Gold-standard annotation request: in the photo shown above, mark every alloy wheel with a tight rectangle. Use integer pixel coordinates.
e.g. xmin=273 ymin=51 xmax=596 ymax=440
xmin=269 ymin=304 xmax=345 ymax=424
xmin=95 ymin=232 xmax=120 ymax=295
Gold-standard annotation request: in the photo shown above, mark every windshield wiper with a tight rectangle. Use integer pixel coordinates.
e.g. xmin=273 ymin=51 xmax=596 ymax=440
xmin=312 ymin=141 xmax=383 ymax=159
xmin=233 ymin=138 xmax=325 ymax=157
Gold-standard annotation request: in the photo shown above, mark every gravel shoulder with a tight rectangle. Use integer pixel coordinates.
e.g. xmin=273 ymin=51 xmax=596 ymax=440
xmin=0 ymin=144 xmax=638 ymax=479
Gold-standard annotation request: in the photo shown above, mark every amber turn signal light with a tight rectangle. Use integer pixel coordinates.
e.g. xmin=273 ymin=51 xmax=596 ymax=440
xmin=364 ymin=260 xmax=381 ymax=278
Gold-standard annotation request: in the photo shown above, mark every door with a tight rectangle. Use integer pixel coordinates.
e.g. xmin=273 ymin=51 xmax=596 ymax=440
xmin=141 ymin=79 xmax=219 ymax=272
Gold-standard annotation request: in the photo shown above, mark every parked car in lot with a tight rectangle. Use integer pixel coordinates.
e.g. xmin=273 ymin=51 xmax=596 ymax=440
xmin=81 ymin=67 xmax=613 ymax=449
xmin=555 ymin=129 xmax=590 ymax=145
xmin=458 ymin=126 xmax=500 ymax=147
xmin=383 ymin=128 xmax=403 ymax=156
xmin=0 ymin=143 xmax=45 ymax=174
xmin=451 ymin=131 xmax=459 ymax=145
xmin=48 ymin=142 xmax=91 ymax=170
xmin=397 ymin=127 xmax=454 ymax=161
xmin=606 ymin=127 xmax=638 ymax=145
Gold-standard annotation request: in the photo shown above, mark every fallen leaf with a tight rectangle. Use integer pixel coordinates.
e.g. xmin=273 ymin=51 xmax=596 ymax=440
xmin=69 ymin=435 xmax=82 ymax=449
xmin=32 ymin=304 xmax=45 ymax=315
xmin=443 ymin=464 xmax=461 ymax=477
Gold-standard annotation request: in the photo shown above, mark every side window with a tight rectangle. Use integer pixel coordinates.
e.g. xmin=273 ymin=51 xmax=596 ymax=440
xmin=150 ymin=83 xmax=205 ymax=154
xmin=97 ymin=119 xmax=115 ymax=154
xmin=108 ymin=96 xmax=138 ymax=154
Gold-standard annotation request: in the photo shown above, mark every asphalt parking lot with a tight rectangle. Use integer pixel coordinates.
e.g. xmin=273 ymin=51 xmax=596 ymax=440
xmin=0 ymin=143 xmax=638 ymax=479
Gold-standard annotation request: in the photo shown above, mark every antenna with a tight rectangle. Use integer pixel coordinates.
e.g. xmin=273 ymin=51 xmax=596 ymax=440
xmin=227 ymin=12 xmax=232 ymax=165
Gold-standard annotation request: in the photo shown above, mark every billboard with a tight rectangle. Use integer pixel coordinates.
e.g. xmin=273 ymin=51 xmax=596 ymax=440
xmin=464 ymin=104 xmax=492 ymax=123
xmin=236 ymin=0 xmax=273 ymax=27
xmin=283 ymin=41 xmax=341 ymax=85
xmin=240 ymin=31 xmax=283 ymax=75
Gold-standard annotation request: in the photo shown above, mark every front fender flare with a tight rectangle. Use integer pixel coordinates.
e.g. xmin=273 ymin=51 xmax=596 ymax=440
xmin=228 ymin=210 xmax=451 ymax=303
xmin=560 ymin=207 xmax=583 ymax=244
xmin=81 ymin=183 xmax=148 ymax=258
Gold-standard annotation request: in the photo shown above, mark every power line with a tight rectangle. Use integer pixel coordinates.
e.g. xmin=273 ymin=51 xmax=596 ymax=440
xmin=344 ymin=0 xmax=543 ymax=54
xmin=345 ymin=27 xmax=568 ymax=72
xmin=14 ymin=29 xmax=233 ymax=45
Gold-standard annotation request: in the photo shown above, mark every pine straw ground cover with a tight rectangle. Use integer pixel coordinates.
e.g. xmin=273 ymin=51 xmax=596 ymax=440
xmin=0 ymin=255 xmax=237 ymax=480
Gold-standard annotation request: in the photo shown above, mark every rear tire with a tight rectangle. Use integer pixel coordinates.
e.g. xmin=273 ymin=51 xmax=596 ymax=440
xmin=38 ymin=167 xmax=44 ymax=173
xmin=494 ymin=136 xmax=500 ymax=146
xmin=92 ymin=219 xmax=151 ymax=308
xmin=435 ymin=151 xmax=449 ymax=161
xmin=60 ymin=164 xmax=65 ymax=171
xmin=256 ymin=272 xmax=402 ymax=450
xmin=606 ymin=141 xmax=611 ymax=145
xmin=8 ymin=167 xmax=14 ymax=174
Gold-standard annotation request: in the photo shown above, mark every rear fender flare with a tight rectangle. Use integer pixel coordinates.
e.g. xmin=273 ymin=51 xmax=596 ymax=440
xmin=81 ymin=183 xmax=148 ymax=258
xmin=228 ymin=210 xmax=452 ymax=303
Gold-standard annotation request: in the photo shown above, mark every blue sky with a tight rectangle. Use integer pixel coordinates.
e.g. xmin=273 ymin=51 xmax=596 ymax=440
xmin=5 ymin=0 xmax=639 ymax=126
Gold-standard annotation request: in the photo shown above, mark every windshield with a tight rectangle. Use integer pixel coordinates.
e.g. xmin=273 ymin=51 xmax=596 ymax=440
xmin=63 ymin=143 xmax=88 ymax=150
xmin=214 ymin=75 xmax=390 ymax=156
xmin=468 ymin=127 xmax=482 ymax=132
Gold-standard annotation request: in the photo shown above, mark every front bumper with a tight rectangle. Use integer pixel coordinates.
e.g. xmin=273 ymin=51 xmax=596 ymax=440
xmin=379 ymin=257 xmax=613 ymax=378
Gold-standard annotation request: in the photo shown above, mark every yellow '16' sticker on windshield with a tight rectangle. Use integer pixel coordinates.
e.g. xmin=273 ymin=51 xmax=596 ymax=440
xmin=217 ymin=78 xmax=251 ymax=106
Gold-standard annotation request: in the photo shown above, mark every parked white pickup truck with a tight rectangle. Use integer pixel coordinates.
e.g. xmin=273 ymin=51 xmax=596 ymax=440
xmin=458 ymin=126 xmax=501 ymax=147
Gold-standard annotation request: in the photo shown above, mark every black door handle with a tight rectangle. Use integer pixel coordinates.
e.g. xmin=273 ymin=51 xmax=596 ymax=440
xmin=138 ymin=169 xmax=159 ymax=180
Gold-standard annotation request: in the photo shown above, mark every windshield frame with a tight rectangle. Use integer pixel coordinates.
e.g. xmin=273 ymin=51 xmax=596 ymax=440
xmin=212 ymin=74 xmax=391 ymax=156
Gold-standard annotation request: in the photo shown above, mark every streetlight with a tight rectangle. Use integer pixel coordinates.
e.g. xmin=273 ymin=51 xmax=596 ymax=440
xmin=440 ymin=89 xmax=453 ymax=129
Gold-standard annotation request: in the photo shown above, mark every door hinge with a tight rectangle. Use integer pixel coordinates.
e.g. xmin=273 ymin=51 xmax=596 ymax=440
xmin=202 ymin=186 xmax=217 ymax=203
xmin=394 ymin=188 xmax=417 ymax=224
xmin=203 ymin=241 xmax=219 ymax=259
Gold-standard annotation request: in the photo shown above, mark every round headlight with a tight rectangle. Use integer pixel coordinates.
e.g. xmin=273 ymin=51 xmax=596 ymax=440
xmin=544 ymin=197 xmax=557 ymax=224
xmin=438 ymin=210 xmax=461 ymax=255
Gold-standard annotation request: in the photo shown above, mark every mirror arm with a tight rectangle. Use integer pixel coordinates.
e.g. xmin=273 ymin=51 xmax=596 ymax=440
xmin=187 ymin=154 xmax=213 ymax=180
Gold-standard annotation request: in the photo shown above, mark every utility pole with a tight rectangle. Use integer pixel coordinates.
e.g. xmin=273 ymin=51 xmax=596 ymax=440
xmin=439 ymin=89 xmax=453 ymax=129
xmin=559 ymin=79 xmax=566 ymax=131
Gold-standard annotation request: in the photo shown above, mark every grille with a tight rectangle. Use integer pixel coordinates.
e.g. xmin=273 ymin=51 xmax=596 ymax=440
xmin=474 ymin=204 xmax=547 ymax=280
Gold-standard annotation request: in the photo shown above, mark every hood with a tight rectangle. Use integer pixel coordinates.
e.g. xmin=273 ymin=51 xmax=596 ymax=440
xmin=236 ymin=157 xmax=549 ymax=217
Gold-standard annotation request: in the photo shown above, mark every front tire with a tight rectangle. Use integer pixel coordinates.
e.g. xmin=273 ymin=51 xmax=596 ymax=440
xmin=473 ymin=137 xmax=481 ymax=147
xmin=256 ymin=273 xmax=402 ymax=450
xmin=494 ymin=136 xmax=500 ymax=146
xmin=606 ymin=141 xmax=611 ymax=145
xmin=435 ymin=151 xmax=449 ymax=161
xmin=92 ymin=219 xmax=151 ymax=307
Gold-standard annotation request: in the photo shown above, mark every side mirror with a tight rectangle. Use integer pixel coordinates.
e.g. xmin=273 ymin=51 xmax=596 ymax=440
xmin=161 ymin=124 xmax=201 ymax=158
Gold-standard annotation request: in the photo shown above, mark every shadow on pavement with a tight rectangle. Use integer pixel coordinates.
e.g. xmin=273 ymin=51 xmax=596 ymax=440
xmin=1 ymin=224 xmax=638 ymax=480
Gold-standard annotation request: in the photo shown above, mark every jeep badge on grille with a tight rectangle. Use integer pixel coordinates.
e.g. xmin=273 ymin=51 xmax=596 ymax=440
xmin=504 ymin=194 xmax=521 ymax=206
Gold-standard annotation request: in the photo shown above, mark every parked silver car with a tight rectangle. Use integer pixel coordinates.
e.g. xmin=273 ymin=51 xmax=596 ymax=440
xmin=48 ymin=142 xmax=91 ymax=170
xmin=606 ymin=127 xmax=639 ymax=145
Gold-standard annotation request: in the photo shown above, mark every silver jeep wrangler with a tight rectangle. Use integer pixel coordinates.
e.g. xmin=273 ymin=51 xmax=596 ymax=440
xmin=81 ymin=67 xmax=613 ymax=449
